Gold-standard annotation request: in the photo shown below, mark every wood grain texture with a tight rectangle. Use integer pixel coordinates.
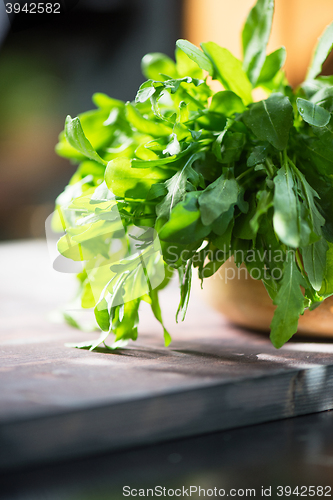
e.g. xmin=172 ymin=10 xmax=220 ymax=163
xmin=1 ymin=240 xmax=333 ymax=470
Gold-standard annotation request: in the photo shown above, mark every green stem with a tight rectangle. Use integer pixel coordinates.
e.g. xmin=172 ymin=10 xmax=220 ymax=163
xmin=295 ymin=248 xmax=318 ymax=304
xmin=179 ymin=88 xmax=205 ymax=110
xmin=286 ymin=155 xmax=298 ymax=173
xmin=265 ymin=158 xmax=275 ymax=178
xmin=295 ymin=248 xmax=304 ymax=274
xmin=282 ymin=149 xmax=289 ymax=169
xmin=236 ymin=167 xmax=254 ymax=182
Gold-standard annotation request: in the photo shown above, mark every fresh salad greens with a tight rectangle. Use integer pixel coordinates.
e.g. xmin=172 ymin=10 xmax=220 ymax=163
xmin=54 ymin=0 xmax=333 ymax=349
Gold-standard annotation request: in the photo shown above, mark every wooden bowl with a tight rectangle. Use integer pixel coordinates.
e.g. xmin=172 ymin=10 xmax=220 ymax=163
xmin=200 ymin=259 xmax=333 ymax=337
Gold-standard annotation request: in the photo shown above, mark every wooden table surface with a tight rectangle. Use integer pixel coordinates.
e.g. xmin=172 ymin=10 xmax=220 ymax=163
xmin=1 ymin=240 xmax=333 ymax=471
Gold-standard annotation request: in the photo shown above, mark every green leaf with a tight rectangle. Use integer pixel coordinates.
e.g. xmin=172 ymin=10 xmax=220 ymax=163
xmin=57 ymin=233 xmax=109 ymax=262
xmin=220 ymin=132 xmax=246 ymax=164
xmin=64 ymin=116 xmax=107 ymax=165
xmin=68 ymin=219 xmax=122 ymax=247
xmin=159 ymin=192 xmax=211 ymax=244
xmin=200 ymin=256 xmax=227 ymax=279
xmin=192 ymin=243 xmax=210 ymax=279
xmin=81 ymin=109 xmax=120 ymax=150
xmin=319 ymin=242 xmax=333 ymax=297
xmin=310 ymin=117 xmax=333 ymax=150
xmin=233 ymin=195 xmax=258 ymax=240
xmin=146 ymin=183 xmax=167 ymax=200
xmin=304 ymin=136 xmax=333 ymax=177
xmin=209 ymin=91 xmax=245 ymax=116
xmin=125 ymin=102 xmax=172 ymax=136
xmin=262 ymin=277 xmax=279 ymax=301
xmin=199 ymin=175 xmax=241 ymax=226
xmin=273 ymin=165 xmax=300 ymax=247
xmin=150 ymin=288 xmax=172 ymax=346
xmin=63 ymin=312 xmax=81 ymax=330
xmin=139 ymin=253 xmax=172 ymax=345
xmin=296 ymin=98 xmax=330 ymax=127
xmin=141 ymin=52 xmax=178 ymax=80
xmin=306 ymin=22 xmax=333 ymax=80
xmin=157 ymin=153 xmax=203 ymax=220
xmin=250 ymin=189 xmax=273 ymax=234
xmin=74 ymin=161 xmax=105 ymax=184
xmin=302 ymin=239 xmax=328 ymax=291
xmin=176 ymin=260 xmax=193 ymax=322
xmin=231 ymin=238 xmax=250 ymax=267
xmin=94 ymin=298 xmax=110 ymax=332
xmin=195 ymin=110 xmax=227 ymax=131
xmin=309 ymin=86 xmax=333 ymax=110
xmin=244 ymin=247 xmax=268 ymax=280
xmin=247 ymin=144 xmax=269 ymax=166
xmin=176 ymin=39 xmax=214 ymax=75
xmin=257 ymin=47 xmax=286 ymax=85
xmin=132 ymin=155 xmax=178 ymax=169
xmin=243 ymin=93 xmax=293 ymax=150
xmin=175 ymin=46 xmax=204 ymax=79
xmin=112 ymin=300 xmax=140 ymax=343
xmin=107 ymin=246 xmax=165 ymax=307
xmin=160 ymin=76 xmax=205 ymax=95
xmin=297 ymin=139 xmax=333 ymax=244
xmin=92 ymin=93 xmax=125 ymax=111
xmin=161 ymin=240 xmax=202 ymax=267
xmin=212 ymin=207 xmax=235 ymax=237
xmin=81 ymin=280 xmax=96 ymax=309
xmin=163 ymin=134 xmax=181 ymax=156
xmin=294 ymin=167 xmax=328 ymax=290
xmin=157 ymin=170 xmax=187 ymax=220
xmin=105 ymin=158 xmax=173 ymax=199
xmin=242 ymin=0 xmax=275 ymax=86
xmin=135 ymin=82 xmax=157 ymax=104
xmin=201 ymin=41 xmax=252 ymax=104
xmin=257 ymin=218 xmax=285 ymax=285
xmin=270 ymin=251 xmax=307 ymax=348
xmin=57 ymin=106 xmax=120 ymax=161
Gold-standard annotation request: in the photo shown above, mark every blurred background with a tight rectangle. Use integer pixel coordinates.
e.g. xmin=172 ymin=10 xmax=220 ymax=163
xmin=0 ymin=0 xmax=333 ymax=241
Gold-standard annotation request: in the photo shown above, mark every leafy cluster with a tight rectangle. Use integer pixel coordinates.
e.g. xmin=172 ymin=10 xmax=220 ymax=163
xmin=55 ymin=0 xmax=333 ymax=349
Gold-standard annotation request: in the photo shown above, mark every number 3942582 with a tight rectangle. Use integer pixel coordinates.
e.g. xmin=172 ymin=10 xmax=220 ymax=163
xmin=5 ymin=3 xmax=61 ymax=14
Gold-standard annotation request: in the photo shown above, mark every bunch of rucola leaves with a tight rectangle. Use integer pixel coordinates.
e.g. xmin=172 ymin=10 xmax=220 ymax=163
xmin=54 ymin=0 xmax=333 ymax=350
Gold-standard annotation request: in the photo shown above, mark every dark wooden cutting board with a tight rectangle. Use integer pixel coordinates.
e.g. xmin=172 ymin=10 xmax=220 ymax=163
xmin=1 ymin=241 xmax=333 ymax=471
